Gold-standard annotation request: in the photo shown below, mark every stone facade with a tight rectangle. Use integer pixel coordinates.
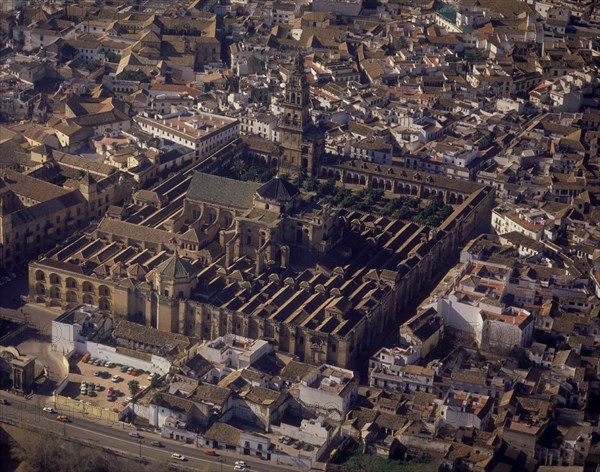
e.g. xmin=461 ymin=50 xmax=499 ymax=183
xmin=29 ymin=169 xmax=494 ymax=369
xmin=278 ymin=54 xmax=324 ymax=176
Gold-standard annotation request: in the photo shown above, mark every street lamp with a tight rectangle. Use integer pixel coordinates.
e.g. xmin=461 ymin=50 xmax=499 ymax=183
xmin=138 ymin=439 xmax=144 ymax=458
xmin=217 ymin=456 xmax=225 ymax=472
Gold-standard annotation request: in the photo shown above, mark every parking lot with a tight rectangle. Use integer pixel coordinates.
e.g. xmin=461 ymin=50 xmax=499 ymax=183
xmin=268 ymin=433 xmax=316 ymax=458
xmin=0 ymin=267 xmax=29 ymax=310
xmin=62 ymin=356 xmax=154 ymax=412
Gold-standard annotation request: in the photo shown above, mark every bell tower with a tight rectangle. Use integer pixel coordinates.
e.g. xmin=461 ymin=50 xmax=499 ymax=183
xmin=279 ymin=54 xmax=322 ymax=176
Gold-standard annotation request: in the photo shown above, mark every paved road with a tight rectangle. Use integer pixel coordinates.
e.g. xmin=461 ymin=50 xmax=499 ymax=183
xmin=0 ymin=392 xmax=300 ymax=472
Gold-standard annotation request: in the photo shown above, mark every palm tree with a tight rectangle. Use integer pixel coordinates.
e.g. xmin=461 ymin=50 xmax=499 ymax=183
xmin=233 ymin=157 xmax=247 ymax=180
xmin=128 ymin=379 xmax=140 ymax=398
xmin=128 ymin=379 xmax=140 ymax=421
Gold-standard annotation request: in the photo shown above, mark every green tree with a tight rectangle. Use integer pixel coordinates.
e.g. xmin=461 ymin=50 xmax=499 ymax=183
xmin=150 ymin=375 xmax=161 ymax=388
xmin=105 ymin=51 xmax=120 ymax=63
xmin=233 ymin=158 xmax=247 ymax=180
xmin=291 ymin=165 xmax=307 ymax=186
xmin=303 ymin=176 xmax=319 ymax=192
xmin=117 ymin=70 xmax=151 ymax=82
xmin=128 ymin=379 xmax=140 ymax=398
xmin=86 ymin=59 xmax=103 ymax=71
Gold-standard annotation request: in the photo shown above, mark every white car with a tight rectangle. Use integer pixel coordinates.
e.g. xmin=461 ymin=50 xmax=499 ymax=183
xmin=234 ymin=466 xmax=247 ymax=472
xmin=111 ymin=375 xmax=122 ymax=382
xmin=128 ymin=431 xmax=142 ymax=438
xmin=235 ymin=462 xmax=247 ymax=467
xmin=42 ymin=407 xmax=56 ymax=413
xmin=171 ymin=453 xmax=186 ymax=461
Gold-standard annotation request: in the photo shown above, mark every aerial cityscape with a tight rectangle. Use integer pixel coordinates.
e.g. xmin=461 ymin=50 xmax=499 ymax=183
xmin=0 ymin=0 xmax=599 ymax=471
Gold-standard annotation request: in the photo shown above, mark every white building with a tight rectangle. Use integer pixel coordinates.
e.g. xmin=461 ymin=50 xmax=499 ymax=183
xmin=350 ymin=137 xmax=393 ymax=165
xmin=440 ymin=390 xmax=493 ymax=430
xmin=492 ymin=205 xmax=557 ymax=241
xmin=277 ymin=416 xmax=334 ymax=446
xmin=298 ymin=364 xmax=358 ymax=421
xmin=240 ymin=112 xmax=279 ymax=141
xmin=51 ymin=304 xmax=112 ymax=355
xmin=196 ymin=334 xmax=272 ymax=375
xmin=437 ymin=293 xmax=534 ymax=350
xmin=134 ymin=109 xmax=239 ymax=159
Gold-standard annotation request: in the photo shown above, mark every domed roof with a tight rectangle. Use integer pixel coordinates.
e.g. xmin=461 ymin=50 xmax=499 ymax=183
xmin=256 ymin=177 xmax=299 ymax=202
xmin=156 ymin=252 xmax=195 ymax=279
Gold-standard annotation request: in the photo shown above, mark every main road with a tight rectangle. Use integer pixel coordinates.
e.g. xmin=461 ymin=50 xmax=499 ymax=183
xmin=0 ymin=392 xmax=301 ymax=472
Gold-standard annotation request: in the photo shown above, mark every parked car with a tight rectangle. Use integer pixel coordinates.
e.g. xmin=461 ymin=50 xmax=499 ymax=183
xmin=131 ymin=368 xmax=138 ymax=376
xmin=302 ymin=443 xmax=313 ymax=451
xmin=128 ymin=432 xmax=142 ymax=438
xmin=104 ymin=361 xmax=114 ymax=368
xmin=150 ymin=440 xmax=163 ymax=447
xmin=42 ymin=407 xmax=56 ymax=413
xmin=111 ymin=375 xmax=122 ymax=382
xmin=119 ymin=365 xmax=129 ymax=373
xmin=127 ymin=367 xmax=134 ymax=375
xmin=171 ymin=453 xmax=186 ymax=461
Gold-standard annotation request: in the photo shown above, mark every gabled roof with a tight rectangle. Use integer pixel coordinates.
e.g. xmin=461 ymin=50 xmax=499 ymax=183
xmin=187 ymin=172 xmax=261 ymax=209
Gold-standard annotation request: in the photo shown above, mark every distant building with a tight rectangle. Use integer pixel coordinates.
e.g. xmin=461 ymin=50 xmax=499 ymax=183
xmin=196 ymin=334 xmax=272 ymax=374
xmin=440 ymin=390 xmax=494 ymax=429
xmin=350 ymin=137 xmax=393 ymax=165
xmin=134 ymin=109 xmax=239 ymax=160
xmin=298 ymin=364 xmax=358 ymax=420
xmin=0 ymin=169 xmax=88 ymax=271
